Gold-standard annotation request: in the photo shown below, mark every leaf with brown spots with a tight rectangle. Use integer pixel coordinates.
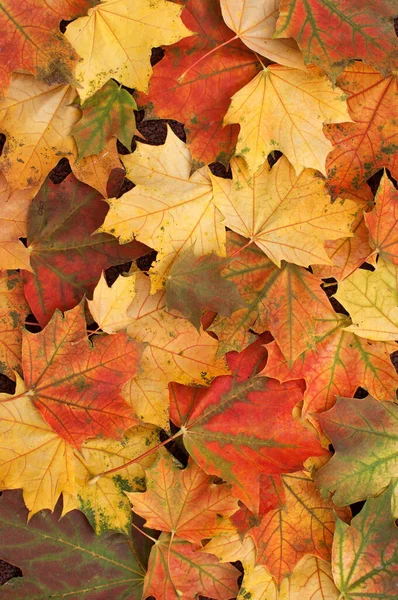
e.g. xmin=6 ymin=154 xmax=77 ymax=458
xmin=0 ymin=0 xmax=96 ymax=98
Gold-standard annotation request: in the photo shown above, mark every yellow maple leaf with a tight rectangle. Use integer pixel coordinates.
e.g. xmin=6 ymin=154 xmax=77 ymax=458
xmin=334 ymin=258 xmax=398 ymax=341
xmin=220 ymin=0 xmax=303 ymax=69
xmin=0 ymin=375 xmax=75 ymax=517
xmin=88 ymin=272 xmax=136 ymax=334
xmin=72 ymin=425 xmax=160 ymax=534
xmin=65 ymin=0 xmax=193 ymax=101
xmin=123 ymin=272 xmax=229 ymax=429
xmin=0 ymin=74 xmax=79 ymax=191
xmin=100 ymin=127 xmax=226 ymax=292
xmin=279 ymin=556 xmax=339 ymax=600
xmin=224 ymin=65 xmax=352 ymax=175
xmin=211 ymin=155 xmax=358 ymax=268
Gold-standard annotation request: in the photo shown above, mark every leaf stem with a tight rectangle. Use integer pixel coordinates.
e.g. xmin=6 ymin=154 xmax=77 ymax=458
xmin=88 ymin=430 xmax=183 ymax=484
xmin=178 ymin=34 xmax=239 ymax=82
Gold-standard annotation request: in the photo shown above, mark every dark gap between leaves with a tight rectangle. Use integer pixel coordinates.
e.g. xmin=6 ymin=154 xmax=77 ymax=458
xmin=24 ymin=313 xmax=41 ymax=334
xmin=48 ymin=157 xmax=72 ymax=184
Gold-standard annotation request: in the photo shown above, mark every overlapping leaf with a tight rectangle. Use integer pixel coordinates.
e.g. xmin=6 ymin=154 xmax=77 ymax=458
xmin=262 ymin=320 xmax=398 ymax=414
xmin=72 ymin=79 xmax=138 ymax=159
xmin=23 ymin=303 xmax=143 ymax=447
xmin=144 ymin=533 xmax=240 ymax=600
xmin=22 ymin=173 xmax=148 ymax=326
xmin=220 ymin=0 xmax=303 ymax=68
xmin=122 ymin=272 xmax=229 ymax=429
xmin=0 ymin=271 xmax=29 ymax=379
xmin=165 ymin=247 xmax=244 ymax=329
xmin=65 ymin=0 xmax=192 ymax=101
xmin=127 ymin=453 xmax=239 ymax=544
xmin=276 ymin=0 xmax=398 ymax=79
xmin=210 ymin=232 xmax=340 ymax=364
xmin=334 ymin=258 xmax=398 ymax=341
xmin=138 ymin=0 xmax=261 ymax=166
xmin=252 ymin=471 xmax=350 ymax=583
xmin=365 ymin=172 xmax=398 ymax=265
xmin=71 ymin=424 xmax=160 ymax=534
xmin=100 ymin=127 xmax=226 ymax=292
xmin=169 ymin=336 xmax=327 ymax=513
xmin=210 ymin=155 xmax=358 ymax=268
xmin=224 ymin=64 xmax=351 ymax=175
xmin=0 ymin=375 xmax=76 ymax=515
xmin=0 ymin=0 xmax=96 ymax=97
xmin=0 ymin=74 xmax=79 ymax=191
xmin=315 ymin=395 xmax=398 ymax=505
xmin=333 ymin=484 xmax=397 ymax=598
xmin=325 ymin=65 xmax=398 ymax=197
xmin=0 ymin=490 xmax=147 ymax=599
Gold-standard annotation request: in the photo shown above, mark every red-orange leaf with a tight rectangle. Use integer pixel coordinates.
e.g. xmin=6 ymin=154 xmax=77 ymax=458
xmin=251 ymin=471 xmax=350 ymax=584
xmin=325 ymin=65 xmax=398 ymax=197
xmin=138 ymin=0 xmax=260 ymax=167
xmin=0 ymin=0 xmax=96 ymax=98
xmin=144 ymin=533 xmax=240 ymax=600
xmin=262 ymin=321 xmax=398 ymax=415
xmin=276 ymin=0 xmax=398 ymax=80
xmin=365 ymin=171 xmax=398 ymax=265
xmin=22 ymin=174 xmax=149 ymax=327
xmin=169 ymin=337 xmax=327 ymax=513
xmin=127 ymin=453 xmax=239 ymax=544
xmin=22 ymin=303 xmax=142 ymax=447
xmin=210 ymin=232 xmax=340 ymax=364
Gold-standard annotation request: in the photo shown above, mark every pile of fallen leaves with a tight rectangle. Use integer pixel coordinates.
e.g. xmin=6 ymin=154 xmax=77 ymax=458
xmin=0 ymin=0 xmax=397 ymax=598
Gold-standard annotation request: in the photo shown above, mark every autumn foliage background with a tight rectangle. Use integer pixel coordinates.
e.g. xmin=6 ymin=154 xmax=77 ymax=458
xmin=0 ymin=0 xmax=397 ymax=598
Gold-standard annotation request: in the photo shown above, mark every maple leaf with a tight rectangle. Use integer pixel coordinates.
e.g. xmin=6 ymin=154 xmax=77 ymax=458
xmin=0 ymin=74 xmax=79 ymax=191
xmin=143 ymin=532 xmax=240 ymax=600
xmin=165 ymin=247 xmax=245 ymax=329
xmin=0 ymin=490 xmax=147 ymax=599
xmin=210 ymin=232 xmax=340 ymax=364
xmin=88 ymin=271 xmax=136 ymax=334
xmin=312 ymin=185 xmax=375 ymax=281
xmin=70 ymin=137 xmax=125 ymax=198
xmin=0 ymin=173 xmax=36 ymax=271
xmin=333 ymin=484 xmax=397 ymax=599
xmin=22 ymin=303 xmax=143 ymax=447
xmin=219 ymin=0 xmax=304 ymax=68
xmin=224 ymin=64 xmax=351 ymax=175
xmin=72 ymin=79 xmax=138 ymax=159
xmin=100 ymin=127 xmax=226 ymax=292
xmin=122 ymin=271 xmax=229 ymax=429
xmin=276 ymin=0 xmax=398 ymax=80
xmin=279 ymin=556 xmax=340 ymax=600
xmin=314 ymin=395 xmax=398 ymax=505
xmin=0 ymin=271 xmax=29 ymax=380
xmin=71 ymin=424 xmax=160 ymax=534
xmin=127 ymin=453 xmax=239 ymax=544
xmin=251 ymin=471 xmax=350 ymax=583
xmin=210 ymin=155 xmax=358 ymax=268
xmin=169 ymin=338 xmax=327 ymax=513
xmin=262 ymin=320 xmax=398 ymax=414
xmin=138 ymin=0 xmax=261 ymax=167
xmin=325 ymin=65 xmax=398 ymax=197
xmin=65 ymin=0 xmax=192 ymax=101
xmin=334 ymin=258 xmax=398 ymax=341
xmin=0 ymin=375 xmax=76 ymax=516
xmin=365 ymin=171 xmax=398 ymax=265
xmin=22 ymin=173 xmax=149 ymax=327
xmin=0 ymin=0 xmax=96 ymax=98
